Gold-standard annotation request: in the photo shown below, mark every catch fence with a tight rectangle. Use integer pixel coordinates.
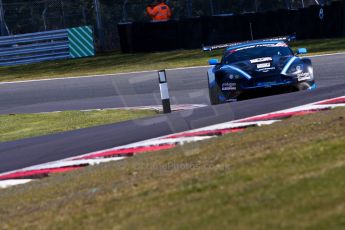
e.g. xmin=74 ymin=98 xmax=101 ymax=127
xmin=0 ymin=0 xmax=326 ymax=51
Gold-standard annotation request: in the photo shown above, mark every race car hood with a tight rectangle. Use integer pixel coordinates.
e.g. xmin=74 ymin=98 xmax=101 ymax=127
xmin=221 ymin=55 xmax=294 ymax=78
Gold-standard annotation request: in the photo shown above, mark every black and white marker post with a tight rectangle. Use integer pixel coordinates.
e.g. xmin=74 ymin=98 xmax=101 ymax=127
xmin=158 ymin=70 xmax=171 ymax=114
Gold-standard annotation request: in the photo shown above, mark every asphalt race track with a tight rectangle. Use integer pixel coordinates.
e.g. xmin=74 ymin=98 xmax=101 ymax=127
xmin=0 ymin=67 xmax=209 ymax=114
xmin=1 ymin=54 xmax=345 ymax=114
xmin=0 ymin=53 xmax=345 ymax=173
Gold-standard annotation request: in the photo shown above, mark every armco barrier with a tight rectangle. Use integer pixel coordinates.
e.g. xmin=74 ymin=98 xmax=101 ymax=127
xmin=0 ymin=26 xmax=94 ymax=66
xmin=118 ymin=1 xmax=345 ymax=53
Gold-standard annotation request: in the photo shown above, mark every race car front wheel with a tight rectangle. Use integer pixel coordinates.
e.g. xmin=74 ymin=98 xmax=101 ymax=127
xmin=297 ymin=82 xmax=313 ymax=91
xmin=209 ymin=85 xmax=222 ymax=105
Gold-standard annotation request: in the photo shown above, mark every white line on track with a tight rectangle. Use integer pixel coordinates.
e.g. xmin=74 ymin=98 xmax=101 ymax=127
xmin=19 ymin=158 xmax=127 ymax=172
xmin=305 ymin=52 xmax=345 ymax=58
xmin=25 ymin=104 xmax=208 ymax=115
xmin=1 ymin=52 xmax=344 ymax=85
xmin=0 ymin=179 xmax=33 ymax=188
xmin=0 ymin=65 xmax=209 ymax=85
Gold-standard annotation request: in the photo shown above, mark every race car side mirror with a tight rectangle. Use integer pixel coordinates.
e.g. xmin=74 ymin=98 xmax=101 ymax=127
xmin=208 ymin=59 xmax=219 ymax=65
xmin=297 ymin=48 xmax=307 ymax=55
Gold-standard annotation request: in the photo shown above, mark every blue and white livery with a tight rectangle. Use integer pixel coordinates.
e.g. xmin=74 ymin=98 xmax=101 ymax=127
xmin=204 ymin=36 xmax=316 ymax=105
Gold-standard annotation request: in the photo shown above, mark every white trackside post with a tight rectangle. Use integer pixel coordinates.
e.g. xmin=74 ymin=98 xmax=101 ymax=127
xmin=158 ymin=70 xmax=171 ymax=114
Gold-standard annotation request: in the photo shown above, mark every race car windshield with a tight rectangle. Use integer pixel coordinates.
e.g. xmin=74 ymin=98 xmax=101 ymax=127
xmin=222 ymin=44 xmax=293 ymax=64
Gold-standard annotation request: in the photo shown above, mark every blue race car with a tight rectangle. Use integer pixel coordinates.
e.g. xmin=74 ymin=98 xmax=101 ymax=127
xmin=204 ymin=36 xmax=316 ymax=105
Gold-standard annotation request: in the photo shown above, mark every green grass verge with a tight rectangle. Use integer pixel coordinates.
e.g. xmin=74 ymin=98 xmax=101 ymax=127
xmin=1 ymin=108 xmax=345 ymax=229
xmin=0 ymin=109 xmax=156 ymax=143
xmin=0 ymin=38 xmax=345 ymax=82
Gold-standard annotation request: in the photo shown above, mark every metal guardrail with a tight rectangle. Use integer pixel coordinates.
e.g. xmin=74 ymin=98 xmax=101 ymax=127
xmin=0 ymin=26 xmax=94 ymax=67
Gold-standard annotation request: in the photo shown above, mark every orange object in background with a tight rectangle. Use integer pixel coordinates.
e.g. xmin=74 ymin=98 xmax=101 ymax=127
xmin=146 ymin=2 xmax=172 ymax=21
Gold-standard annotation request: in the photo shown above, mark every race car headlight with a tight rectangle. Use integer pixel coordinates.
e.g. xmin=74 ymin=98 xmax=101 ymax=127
xmin=287 ymin=63 xmax=304 ymax=75
xmin=307 ymin=66 xmax=314 ymax=79
xmin=229 ymin=74 xmax=242 ymax=80
xmin=308 ymin=66 xmax=313 ymax=75
xmin=220 ymin=65 xmax=252 ymax=80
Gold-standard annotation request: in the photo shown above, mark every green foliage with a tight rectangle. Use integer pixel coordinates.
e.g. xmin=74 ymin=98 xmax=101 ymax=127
xmin=1 ymin=106 xmax=345 ymax=229
xmin=0 ymin=109 xmax=156 ymax=142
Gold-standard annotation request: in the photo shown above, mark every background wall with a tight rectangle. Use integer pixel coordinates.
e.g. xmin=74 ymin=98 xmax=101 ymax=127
xmin=118 ymin=1 xmax=345 ymax=53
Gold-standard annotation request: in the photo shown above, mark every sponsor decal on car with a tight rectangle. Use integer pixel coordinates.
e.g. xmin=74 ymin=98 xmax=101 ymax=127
xmin=297 ymin=73 xmax=311 ymax=81
xmin=256 ymin=43 xmax=288 ymax=48
xmin=222 ymin=82 xmax=237 ymax=91
xmin=235 ymin=42 xmax=288 ymax=52
xmin=235 ymin=45 xmax=255 ymax=51
xmin=257 ymin=62 xmax=271 ymax=69
xmin=256 ymin=81 xmax=276 ymax=87
xmin=250 ymin=57 xmax=272 ymax=64
xmin=256 ymin=67 xmax=276 ymax=72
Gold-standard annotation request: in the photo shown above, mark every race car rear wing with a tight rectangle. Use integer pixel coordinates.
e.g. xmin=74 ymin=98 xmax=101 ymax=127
xmin=202 ymin=34 xmax=297 ymax=51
